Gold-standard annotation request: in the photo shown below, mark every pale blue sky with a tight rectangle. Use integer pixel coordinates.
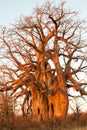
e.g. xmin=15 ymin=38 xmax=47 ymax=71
xmin=0 ymin=0 xmax=87 ymax=27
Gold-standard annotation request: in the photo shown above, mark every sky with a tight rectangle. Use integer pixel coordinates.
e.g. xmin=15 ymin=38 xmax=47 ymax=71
xmin=0 ymin=0 xmax=87 ymax=27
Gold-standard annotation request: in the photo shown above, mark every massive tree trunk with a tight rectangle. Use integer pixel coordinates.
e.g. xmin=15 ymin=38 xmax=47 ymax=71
xmin=48 ymin=29 xmax=69 ymax=119
xmin=29 ymin=55 xmax=68 ymax=121
xmin=29 ymin=39 xmax=69 ymax=121
xmin=29 ymin=76 xmax=68 ymax=121
xmin=48 ymin=74 xmax=68 ymax=120
xmin=29 ymin=84 xmax=49 ymax=121
xmin=52 ymin=57 xmax=68 ymax=119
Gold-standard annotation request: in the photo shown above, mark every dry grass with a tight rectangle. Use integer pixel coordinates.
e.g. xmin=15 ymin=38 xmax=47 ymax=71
xmin=0 ymin=113 xmax=87 ymax=130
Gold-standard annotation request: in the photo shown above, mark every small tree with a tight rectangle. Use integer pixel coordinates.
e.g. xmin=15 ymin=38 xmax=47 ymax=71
xmin=0 ymin=1 xmax=87 ymax=121
xmin=0 ymin=91 xmax=14 ymax=122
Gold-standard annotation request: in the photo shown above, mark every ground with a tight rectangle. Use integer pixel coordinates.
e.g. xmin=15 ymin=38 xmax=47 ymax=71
xmin=0 ymin=113 xmax=87 ymax=130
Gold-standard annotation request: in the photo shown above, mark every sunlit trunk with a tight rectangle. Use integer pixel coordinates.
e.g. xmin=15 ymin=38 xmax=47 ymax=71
xmin=52 ymin=55 xmax=68 ymax=119
xmin=47 ymin=29 xmax=69 ymax=119
xmin=29 ymin=84 xmax=49 ymax=121
xmin=30 ymin=39 xmax=69 ymax=121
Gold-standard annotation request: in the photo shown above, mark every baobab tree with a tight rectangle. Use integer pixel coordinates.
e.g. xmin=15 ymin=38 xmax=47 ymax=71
xmin=0 ymin=1 xmax=87 ymax=121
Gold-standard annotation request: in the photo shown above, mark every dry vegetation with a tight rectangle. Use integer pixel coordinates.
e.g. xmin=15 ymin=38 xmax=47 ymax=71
xmin=0 ymin=113 xmax=87 ymax=130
